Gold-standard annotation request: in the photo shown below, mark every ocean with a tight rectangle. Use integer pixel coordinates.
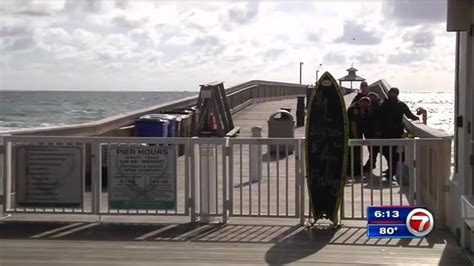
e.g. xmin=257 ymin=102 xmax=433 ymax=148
xmin=399 ymin=92 xmax=454 ymax=136
xmin=0 ymin=91 xmax=197 ymax=132
xmin=0 ymin=91 xmax=454 ymax=135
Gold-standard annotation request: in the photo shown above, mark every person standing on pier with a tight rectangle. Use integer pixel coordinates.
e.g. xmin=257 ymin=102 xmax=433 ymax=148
xmin=351 ymin=81 xmax=369 ymax=105
xmin=362 ymin=92 xmax=383 ymax=174
xmin=347 ymin=97 xmax=371 ymax=177
xmin=377 ymin=88 xmax=419 ymax=180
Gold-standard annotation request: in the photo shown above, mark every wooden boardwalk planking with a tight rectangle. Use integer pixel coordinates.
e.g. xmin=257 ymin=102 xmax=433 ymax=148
xmin=0 ymin=95 xmax=469 ymax=265
xmin=0 ymin=220 xmax=468 ymax=265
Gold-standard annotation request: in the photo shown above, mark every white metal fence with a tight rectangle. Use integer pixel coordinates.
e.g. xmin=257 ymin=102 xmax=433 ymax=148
xmin=228 ymin=138 xmax=304 ymax=225
xmin=1 ymin=136 xmax=446 ymax=225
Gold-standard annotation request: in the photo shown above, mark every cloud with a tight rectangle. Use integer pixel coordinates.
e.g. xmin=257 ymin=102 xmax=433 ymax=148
xmin=307 ymin=31 xmax=320 ymax=43
xmin=263 ymin=48 xmax=285 ymax=60
xmin=64 ymin=0 xmax=104 ymax=13
xmin=15 ymin=10 xmax=51 ymax=16
xmin=383 ymin=0 xmax=446 ymax=26
xmin=353 ymin=53 xmax=381 ymax=64
xmin=387 ymin=49 xmax=428 ymax=65
xmin=115 ymin=0 xmax=128 ymax=10
xmin=402 ymin=31 xmax=435 ymax=49
xmin=192 ymin=35 xmax=219 ymax=47
xmin=0 ymin=2 xmax=455 ymax=92
xmin=221 ymin=2 xmax=260 ymax=30
xmin=0 ymin=1 xmax=62 ymax=15
xmin=273 ymin=2 xmax=315 ymax=14
xmin=0 ymin=24 xmax=31 ymax=37
xmin=1 ymin=36 xmax=35 ymax=51
xmin=323 ymin=52 xmax=346 ymax=63
xmin=192 ymin=35 xmax=225 ymax=57
xmin=387 ymin=29 xmax=436 ymax=65
xmin=228 ymin=2 xmax=259 ymax=24
xmin=335 ymin=20 xmax=383 ymax=45
xmin=111 ymin=15 xmax=147 ymax=30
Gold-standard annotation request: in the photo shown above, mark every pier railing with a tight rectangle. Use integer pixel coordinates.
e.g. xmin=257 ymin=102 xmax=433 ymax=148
xmin=1 ymin=80 xmax=307 ymax=137
xmin=1 ymin=135 xmax=446 ymax=226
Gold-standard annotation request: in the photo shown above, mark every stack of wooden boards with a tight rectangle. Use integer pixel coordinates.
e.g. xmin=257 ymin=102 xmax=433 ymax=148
xmin=196 ymin=81 xmax=240 ymax=137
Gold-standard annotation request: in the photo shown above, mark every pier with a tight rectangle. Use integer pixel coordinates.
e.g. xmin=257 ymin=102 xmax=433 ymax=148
xmin=0 ymin=79 xmax=466 ymax=264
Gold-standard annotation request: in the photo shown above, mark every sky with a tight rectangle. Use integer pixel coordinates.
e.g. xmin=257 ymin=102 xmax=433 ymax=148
xmin=0 ymin=0 xmax=455 ymax=92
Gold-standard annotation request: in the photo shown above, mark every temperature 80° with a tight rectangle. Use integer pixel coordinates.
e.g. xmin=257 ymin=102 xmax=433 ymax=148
xmin=379 ymin=227 xmax=398 ymax=235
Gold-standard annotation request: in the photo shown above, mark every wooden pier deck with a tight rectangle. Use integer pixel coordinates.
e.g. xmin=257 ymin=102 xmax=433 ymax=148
xmin=0 ymin=96 xmax=469 ymax=265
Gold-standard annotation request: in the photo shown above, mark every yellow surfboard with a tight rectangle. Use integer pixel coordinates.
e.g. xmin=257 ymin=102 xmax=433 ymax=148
xmin=305 ymin=72 xmax=349 ymax=225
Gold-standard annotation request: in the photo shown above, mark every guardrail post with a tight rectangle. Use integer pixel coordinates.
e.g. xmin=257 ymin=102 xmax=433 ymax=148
xmin=415 ymin=140 xmax=422 ymax=206
xmin=406 ymin=140 xmax=415 ymax=204
xmin=91 ymin=143 xmax=102 ymax=218
xmin=198 ymin=145 xmax=217 ymax=223
xmin=222 ymin=137 xmax=229 ymax=223
xmin=184 ymin=138 xmax=191 ymax=219
xmin=435 ymin=142 xmax=444 ymax=227
xmin=298 ymin=138 xmax=305 ymax=225
xmin=3 ymin=141 xmax=12 ymax=213
xmin=190 ymin=137 xmax=198 ymax=223
xmin=250 ymin=127 xmax=263 ymax=182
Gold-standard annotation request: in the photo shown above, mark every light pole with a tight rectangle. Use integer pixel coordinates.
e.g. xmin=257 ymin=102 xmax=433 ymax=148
xmin=315 ymin=63 xmax=322 ymax=84
xmin=299 ymin=62 xmax=304 ymax=84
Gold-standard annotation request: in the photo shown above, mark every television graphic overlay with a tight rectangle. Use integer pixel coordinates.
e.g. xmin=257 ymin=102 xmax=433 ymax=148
xmin=367 ymin=206 xmax=434 ymax=238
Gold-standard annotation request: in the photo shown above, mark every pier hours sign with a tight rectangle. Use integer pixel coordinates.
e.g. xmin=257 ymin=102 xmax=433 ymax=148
xmin=15 ymin=145 xmax=84 ymax=207
xmin=108 ymin=146 xmax=177 ymax=210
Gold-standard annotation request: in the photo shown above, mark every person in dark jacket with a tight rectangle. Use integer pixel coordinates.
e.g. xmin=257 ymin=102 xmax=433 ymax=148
xmin=362 ymin=92 xmax=382 ymax=173
xmin=347 ymin=97 xmax=371 ymax=177
xmin=351 ymin=81 xmax=369 ymax=105
xmin=377 ymin=87 xmax=419 ymax=179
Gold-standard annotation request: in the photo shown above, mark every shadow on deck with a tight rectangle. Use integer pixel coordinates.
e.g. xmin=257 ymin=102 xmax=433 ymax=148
xmin=0 ymin=220 xmax=468 ymax=265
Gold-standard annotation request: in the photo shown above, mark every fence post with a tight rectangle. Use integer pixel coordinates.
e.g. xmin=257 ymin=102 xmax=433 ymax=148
xmin=228 ymin=139 xmax=234 ymax=219
xmin=299 ymin=138 xmax=305 ymax=225
xmin=91 ymin=143 xmax=102 ymax=217
xmin=435 ymin=142 xmax=443 ymax=227
xmin=3 ymin=141 xmax=12 ymax=213
xmin=406 ymin=140 xmax=415 ymax=204
xmin=184 ymin=138 xmax=190 ymax=218
xmin=190 ymin=137 xmax=197 ymax=223
xmin=222 ymin=138 xmax=229 ymax=223
xmin=415 ymin=139 xmax=422 ymax=206
xmin=250 ymin=127 xmax=262 ymax=181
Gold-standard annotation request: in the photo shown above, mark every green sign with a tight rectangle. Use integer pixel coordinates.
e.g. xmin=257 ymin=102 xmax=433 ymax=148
xmin=108 ymin=146 xmax=177 ymax=210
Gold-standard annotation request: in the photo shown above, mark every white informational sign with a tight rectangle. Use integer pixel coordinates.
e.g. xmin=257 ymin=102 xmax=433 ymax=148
xmin=108 ymin=146 xmax=177 ymax=210
xmin=15 ymin=145 xmax=84 ymax=207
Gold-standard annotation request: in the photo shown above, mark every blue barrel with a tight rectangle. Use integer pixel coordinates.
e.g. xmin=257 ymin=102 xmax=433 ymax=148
xmin=135 ymin=115 xmax=169 ymax=137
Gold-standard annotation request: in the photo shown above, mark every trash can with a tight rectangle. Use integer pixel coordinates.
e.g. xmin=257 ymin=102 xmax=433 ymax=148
xmin=296 ymin=96 xmax=305 ymax=127
xmin=268 ymin=110 xmax=295 ymax=154
xmin=165 ymin=108 xmax=198 ymax=137
xmin=135 ymin=114 xmax=169 ymax=137
xmin=165 ymin=109 xmax=195 ymax=156
xmin=306 ymin=86 xmax=313 ymax=109
xmin=147 ymin=114 xmax=178 ymax=137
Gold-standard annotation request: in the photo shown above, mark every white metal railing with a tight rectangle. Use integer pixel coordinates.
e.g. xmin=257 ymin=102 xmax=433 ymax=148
xmin=1 ymin=136 xmax=446 ymax=225
xmin=228 ymin=138 xmax=305 ymax=225
xmin=342 ymin=139 xmax=416 ymax=220
xmin=339 ymin=138 xmax=445 ymax=226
